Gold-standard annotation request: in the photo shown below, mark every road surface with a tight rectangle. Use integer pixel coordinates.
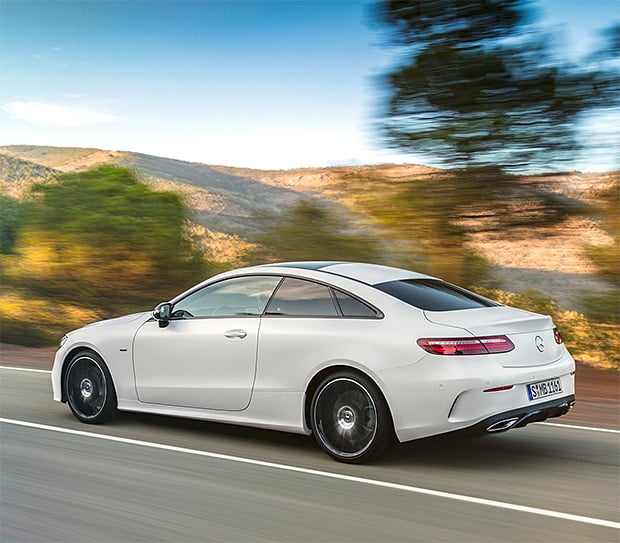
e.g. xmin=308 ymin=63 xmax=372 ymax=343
xmin=1 ymin=367 xmax=618 ymax=542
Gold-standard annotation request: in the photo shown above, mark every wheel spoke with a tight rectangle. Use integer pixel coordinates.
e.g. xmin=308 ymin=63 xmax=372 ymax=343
xmin=313 ymin=377 xmax=378 ymax=459
xmin=67 ymin=357 xmax=107 ymax=421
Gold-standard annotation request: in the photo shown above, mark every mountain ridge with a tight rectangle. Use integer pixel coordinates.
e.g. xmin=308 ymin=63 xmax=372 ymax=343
xmin=0 ymin=144 xmax=615 ymax=309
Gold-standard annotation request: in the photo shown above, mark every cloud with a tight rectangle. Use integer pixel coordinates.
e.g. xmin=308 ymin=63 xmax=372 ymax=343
xmin=3 ymin=101 xmax=123 ymax=127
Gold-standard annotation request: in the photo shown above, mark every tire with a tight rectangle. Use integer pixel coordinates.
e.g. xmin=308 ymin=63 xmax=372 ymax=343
xmin=310 ymin=371 xmax=393 ymax=463
xmin=64 ymin=351 xmax=117 ymax=424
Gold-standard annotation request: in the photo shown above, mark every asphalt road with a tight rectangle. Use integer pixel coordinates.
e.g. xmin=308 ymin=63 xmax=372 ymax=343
xmin=1 ymin=367 xmax=618 ymax=542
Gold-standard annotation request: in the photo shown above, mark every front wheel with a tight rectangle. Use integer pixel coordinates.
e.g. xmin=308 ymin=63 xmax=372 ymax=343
xmin=65 ymin=351 xmax=117 ymax=424
xmin=310 ymin=372 xmax=393 ymax=463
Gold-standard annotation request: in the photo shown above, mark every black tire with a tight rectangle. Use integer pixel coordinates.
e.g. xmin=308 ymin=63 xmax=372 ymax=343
xmin=64 ymin=351 xmax=117 ymax=424
xmin=310 ymin=371 xmax=393 ymax=463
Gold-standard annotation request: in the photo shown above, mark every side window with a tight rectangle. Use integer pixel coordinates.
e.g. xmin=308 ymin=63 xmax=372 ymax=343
xmin=265 ymin=277 xmax=338 ymax=317
xmin=333 ymin=290 xmax=378 ymax=318
xmin=173 ymin=276 xmax=282 ymax=318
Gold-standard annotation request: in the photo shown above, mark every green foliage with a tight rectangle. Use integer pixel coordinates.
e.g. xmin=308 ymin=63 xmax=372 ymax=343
xmin=583 ymin=244 xmax=620 ymax=284
xmin=0 ymin=289 xmax=104 ymax=346
xmin=373 ymin=0 xmax=619 ymax=172
xmin=350 ymin=171 xmax=494 ymax=287
xmin=0 ymin=318 xmax=53 ymax=347
xmin=580 ymin=177 xmax=620 ymax=325
xmin=244 ymin=200 xmax=383 ymax=265
xmin=3 ymin=166 xmax=210 ymax=319
xmin=0 ymin=195 xmax=22 ymax=253
xmin=583 ymin=178 xmax=620 ymax=285
xmin=579 ymin=290 xmax=620 ymax=325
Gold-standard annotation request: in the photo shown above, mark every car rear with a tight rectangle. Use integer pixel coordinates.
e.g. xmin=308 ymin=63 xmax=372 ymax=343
xmin=372 ymin=277 xmax=575 ymax=442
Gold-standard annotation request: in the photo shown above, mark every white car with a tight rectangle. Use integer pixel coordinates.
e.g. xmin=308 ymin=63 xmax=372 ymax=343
xmin=52 ymin=262 xmax=575 ymax=463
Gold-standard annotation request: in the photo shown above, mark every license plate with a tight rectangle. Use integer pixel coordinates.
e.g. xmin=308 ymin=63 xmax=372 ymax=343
xmin=527 ymin=378 xmax=563 ymax=401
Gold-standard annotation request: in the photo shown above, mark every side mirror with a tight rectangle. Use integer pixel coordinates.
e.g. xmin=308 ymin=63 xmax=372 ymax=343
xmin=153 ymin=302 xmax=172 ymax=328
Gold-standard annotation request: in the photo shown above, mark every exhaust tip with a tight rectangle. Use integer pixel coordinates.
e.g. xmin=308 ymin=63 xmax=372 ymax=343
xmin=486 ymin=417 xmax=520 ymax=433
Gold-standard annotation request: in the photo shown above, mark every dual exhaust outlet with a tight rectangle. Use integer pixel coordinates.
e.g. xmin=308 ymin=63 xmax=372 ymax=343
xmin=485 ymin=400 xmax=575 ymax=433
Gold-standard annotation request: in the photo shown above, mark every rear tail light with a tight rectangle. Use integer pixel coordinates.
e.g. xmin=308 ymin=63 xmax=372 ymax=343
xmin=417 ymin=335 xmax=515 ymax=355
xmin=553 ymin=327 xmax=563 ymax=344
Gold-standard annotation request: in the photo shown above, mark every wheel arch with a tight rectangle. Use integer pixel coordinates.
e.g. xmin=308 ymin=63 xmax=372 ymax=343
xmin=303 ymin=365 xmax=395 ymax=435
xmin=60 ymin=346 xmax=115 ymax=403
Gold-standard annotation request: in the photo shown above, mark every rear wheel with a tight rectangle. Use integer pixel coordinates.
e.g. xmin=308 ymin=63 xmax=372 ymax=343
xmin=310 ymin=371 xmax=392 ymax=463
xmin=65 ymin=351 xmax=117 ymax=424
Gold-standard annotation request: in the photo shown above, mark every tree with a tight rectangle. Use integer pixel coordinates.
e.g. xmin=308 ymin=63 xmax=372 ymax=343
xmin=3 ymin=166 xmax=209 ymax=312
xmin=0 ymin=195 xmax=22 ymax=254
xmin=373 ymin=0 xmax=619 ymax=172
xmin=244 ymin=200 xmax=382 ymax=265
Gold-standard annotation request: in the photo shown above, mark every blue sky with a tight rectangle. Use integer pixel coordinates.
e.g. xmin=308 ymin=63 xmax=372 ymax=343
xmin=1 ymin=0 xmax=618 ymax=170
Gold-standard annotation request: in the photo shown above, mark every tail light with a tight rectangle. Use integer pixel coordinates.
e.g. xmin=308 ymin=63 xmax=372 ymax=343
xmin=553 ymin=327 xmax=563 ymax=344
xmin=417 ymin=335 xmax=515 ymax=355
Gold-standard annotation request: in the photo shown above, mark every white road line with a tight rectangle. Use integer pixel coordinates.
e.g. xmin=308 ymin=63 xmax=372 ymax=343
xmin=537 ymin=422 xmax=620 ymax=434
xmin=1 ymin=417 xmax=618 ymax=531
xmin=0 ymin=366 xmax=51 ymax=374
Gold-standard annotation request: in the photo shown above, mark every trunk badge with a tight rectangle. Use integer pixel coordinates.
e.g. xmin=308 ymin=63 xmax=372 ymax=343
xmin=535 ymin=336 xmax=545 ymax=352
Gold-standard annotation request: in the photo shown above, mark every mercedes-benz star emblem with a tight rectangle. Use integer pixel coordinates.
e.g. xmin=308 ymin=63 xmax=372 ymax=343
xmin=535 ymin=336 xmax=545 ymax=352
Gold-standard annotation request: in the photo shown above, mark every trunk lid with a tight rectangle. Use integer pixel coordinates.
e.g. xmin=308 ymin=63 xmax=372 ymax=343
xmin=424 ymin=306 xmax=563 ymax=367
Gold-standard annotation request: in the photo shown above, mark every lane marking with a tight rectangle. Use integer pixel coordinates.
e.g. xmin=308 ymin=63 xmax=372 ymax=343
xmin=537 ymin=422 xmax=620 ymax=434
xmin=1 ymin=417 xmax=618 ymax=531
xmin=0 ymin=366 xmax=51 ymax=374
xmin=1 ymin=366 xmax=618 ymax=434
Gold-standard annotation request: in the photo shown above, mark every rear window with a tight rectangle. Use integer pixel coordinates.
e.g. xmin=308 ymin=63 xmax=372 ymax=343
xmin=333 ymin=289 xmax=379 ymax=318
xmin=375 ymin=279 xmax=498 ymax=311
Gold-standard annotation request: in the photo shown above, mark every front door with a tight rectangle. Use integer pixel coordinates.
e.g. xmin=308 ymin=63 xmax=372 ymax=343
xmin=132 ymin=275 xmax=281 ymax=411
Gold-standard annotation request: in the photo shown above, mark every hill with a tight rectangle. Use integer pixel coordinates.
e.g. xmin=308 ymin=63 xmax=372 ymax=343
xmin=0 ymin=154 xmax=59 ymax=197
xmin=0 ymin=145 xmax=615 ymax=308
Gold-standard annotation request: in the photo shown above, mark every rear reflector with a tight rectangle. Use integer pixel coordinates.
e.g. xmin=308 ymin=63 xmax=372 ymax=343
xmin=417 ymin=335 xmax=515 ymax=355
xmin=484 ymin=385 xmax=515 ymax=393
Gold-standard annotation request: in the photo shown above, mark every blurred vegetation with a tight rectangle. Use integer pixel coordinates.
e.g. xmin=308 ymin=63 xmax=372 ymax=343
xmin=583 ymin=178 xmax=620 ymax=284
xmin=475 ymin=288 xmax=619 ymax=371
xmin=1 ymin=166 xmax=213 ymax=345
xmin=243 ymin=200 xmax=383 ymax=265
xmin=0 ymin=162 xmax=617 ymax=371
xmin=373 ymin=0 xmax=619 ymax=172
xmin=337 ymin=168 xmax=584 ymax=288
xmin=581 ymin=177 xmax=620 ymax=325
xmin=0 ymin=195 xmax=23 ymax=254
xmin=364 ymin=0 xmax=620 ymax=371
xmin=352 ymin=172 xmax=493 ymax=287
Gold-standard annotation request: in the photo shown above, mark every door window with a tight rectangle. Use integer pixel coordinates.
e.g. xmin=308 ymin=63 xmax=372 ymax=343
xmin=173 ymin=276 xmax=282 ymax=318
xmin=265 ymin=277 xmax=338 ymax=316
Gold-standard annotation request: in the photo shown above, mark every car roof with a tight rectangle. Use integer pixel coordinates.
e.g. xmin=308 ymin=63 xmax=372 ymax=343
xmin=259 ymin=261 xmax=434 ymax=285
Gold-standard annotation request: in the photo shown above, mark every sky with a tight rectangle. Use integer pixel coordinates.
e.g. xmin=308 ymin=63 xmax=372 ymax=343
xmin=1 ymin=0 xmax=618 ymax=171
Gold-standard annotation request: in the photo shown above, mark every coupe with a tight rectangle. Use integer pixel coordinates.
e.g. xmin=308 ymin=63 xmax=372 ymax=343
xmin=52 ymin=262 xmax=576 ymax=463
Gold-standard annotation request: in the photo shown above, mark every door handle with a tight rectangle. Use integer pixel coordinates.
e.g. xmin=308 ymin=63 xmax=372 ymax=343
xmin=224 ymin=329 xmax=247 ymax=339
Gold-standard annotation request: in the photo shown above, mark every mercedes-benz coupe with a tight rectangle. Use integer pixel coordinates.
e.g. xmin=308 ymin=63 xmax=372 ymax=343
xmin=52 ymin=262 xmax=575 ymax=463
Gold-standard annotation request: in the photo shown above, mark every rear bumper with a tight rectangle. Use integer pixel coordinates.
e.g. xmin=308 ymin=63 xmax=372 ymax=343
xmin=455 ymin=394 xmax=575 ymax=436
